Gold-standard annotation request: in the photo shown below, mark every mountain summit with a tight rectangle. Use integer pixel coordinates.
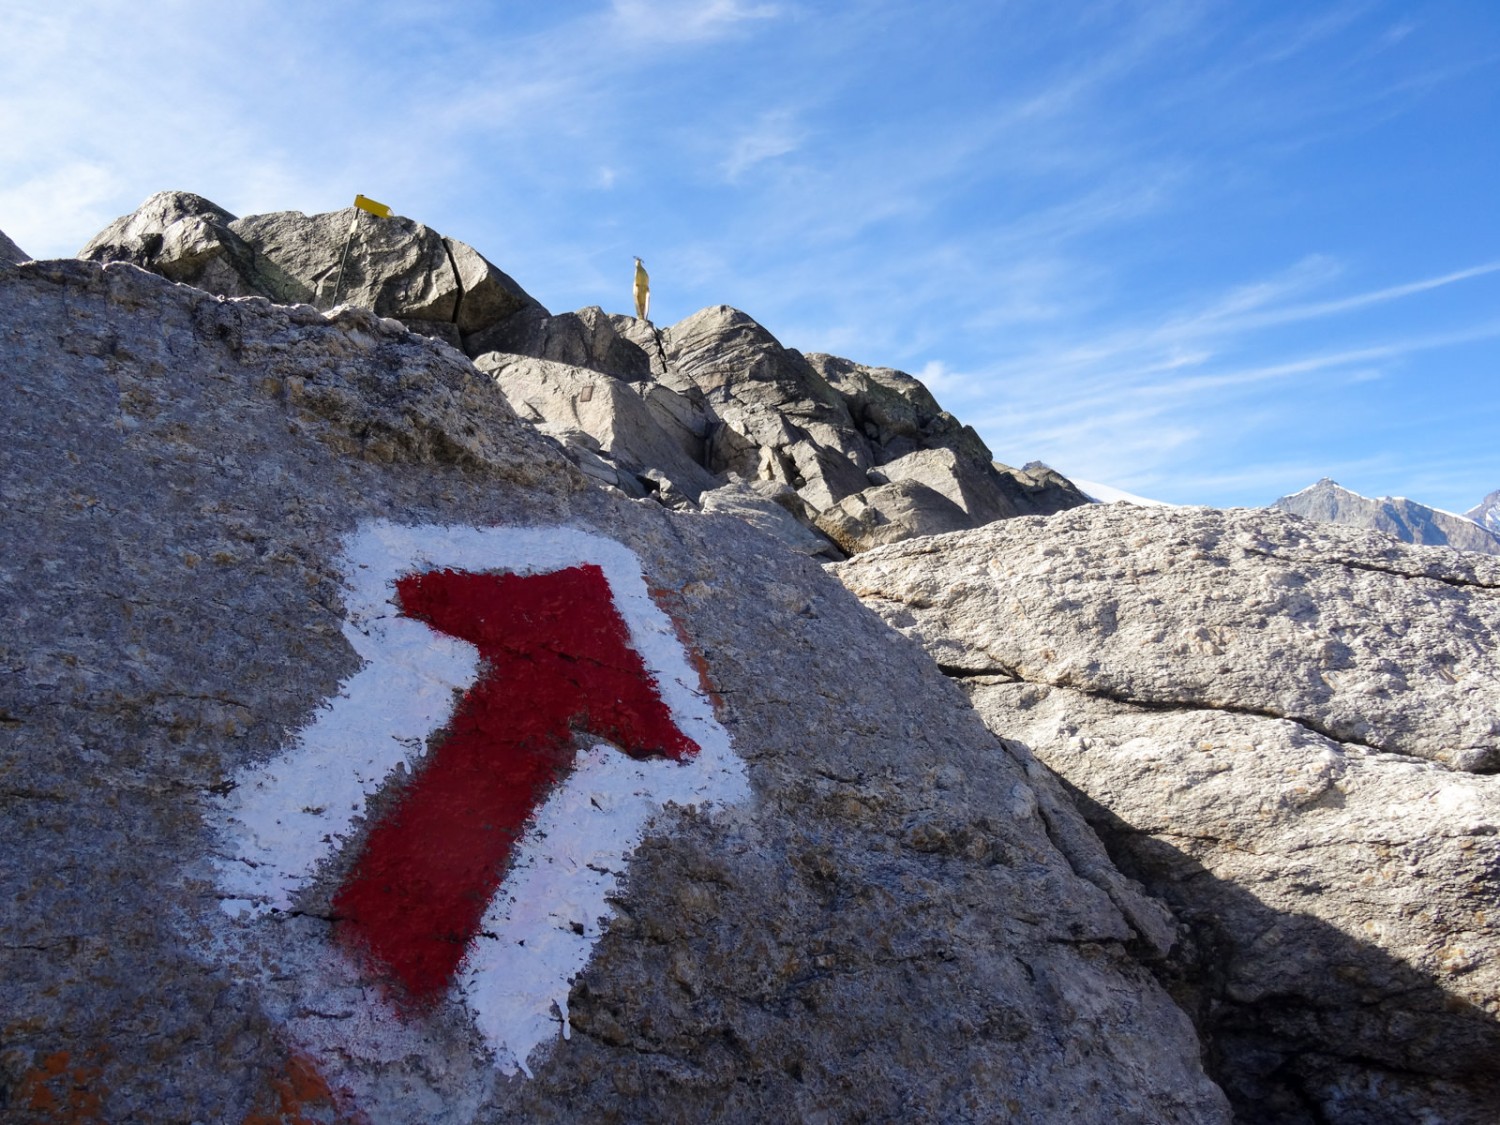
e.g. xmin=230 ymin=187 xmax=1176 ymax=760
xmin=1273 ymin=477 xmax=1500 ymax=555
xmin=1465 ymin=488 xmax=1500 ymax=537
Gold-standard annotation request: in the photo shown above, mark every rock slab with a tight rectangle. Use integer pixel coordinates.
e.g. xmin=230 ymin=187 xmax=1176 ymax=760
xmin=835 ymin=504 xmax=1500 ymax=1123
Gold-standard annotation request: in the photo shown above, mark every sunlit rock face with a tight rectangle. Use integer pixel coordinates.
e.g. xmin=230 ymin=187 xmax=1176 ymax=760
xmin=0 ymin=256 xmax=1228 ymax=1123
xmin=835 ymin=503 xmax=1500 ymax=1123
xmin=78 ymin=189 xmax=541 ymax=352
xmin=76 ymin=193 xmax=1089 ymax=557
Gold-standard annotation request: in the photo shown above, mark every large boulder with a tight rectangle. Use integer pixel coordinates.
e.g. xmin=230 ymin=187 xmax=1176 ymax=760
xmin=696 ymin=479 xmax=835 ymax=558
xmin=806 ymin=352 xmax=987 ymax=463
xmin=880 ymin=446 xmax=1020 ymax=525
xmin=479 ymin=302 xmax=1088 ymax=556
xmin=835 ymin=504 xmax=1500 ymax=1122
xmin=816 ymin=478 xmax=974 ymax=554
xmin=467 ymin=304 xmax=658 ymax=384
xmin=79 ymin=190 xmax=541 ymax=353
xmin=0 ymin=257 xmax=1227 ymax=1123
xmin=474 ymin=351 xmax=718 ymax=503
xmin=839 ymin=505 xmax=1500 ymax=771
xmin=1466 ymin=488 xmax=1500 ymax=537
xmin=76 ymin=189 xmax=261 ymax=296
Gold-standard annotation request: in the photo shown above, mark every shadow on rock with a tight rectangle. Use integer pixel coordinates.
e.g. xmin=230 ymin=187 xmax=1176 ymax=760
xmin=1052 ymin=773 xmax=1500 ymax=1124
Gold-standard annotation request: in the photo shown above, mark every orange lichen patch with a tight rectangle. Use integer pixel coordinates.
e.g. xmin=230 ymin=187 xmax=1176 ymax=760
xmin=241 ymin=1052 xmax=364 ymax=1125
xmin=650 ymin=584 xmax=725 ymax=715
xmin=11 ymin=1049 xmax=105 ymax=1122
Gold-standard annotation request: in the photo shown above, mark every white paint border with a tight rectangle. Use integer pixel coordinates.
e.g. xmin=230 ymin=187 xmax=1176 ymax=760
xmin=210 ymin=521 xmax=747 ymax=1076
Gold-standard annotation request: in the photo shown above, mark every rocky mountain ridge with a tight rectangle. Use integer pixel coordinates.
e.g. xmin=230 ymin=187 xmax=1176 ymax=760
xmin=1274 ymin=476 xmax=1500 ymax=556
xmin=1466 ymin=488 xmax=1500 ymax=536
xmin=835 ymin=506 xmax=1500 ymax=1121
xmin=0 ymin=227 xmax=30 ymax=264
xmin=76 ymin=191 xmax=1089 ymax=558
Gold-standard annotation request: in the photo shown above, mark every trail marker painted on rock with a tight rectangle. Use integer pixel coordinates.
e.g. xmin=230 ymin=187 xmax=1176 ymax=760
xmin=211 ymin=523 xmax=746 ymax=1078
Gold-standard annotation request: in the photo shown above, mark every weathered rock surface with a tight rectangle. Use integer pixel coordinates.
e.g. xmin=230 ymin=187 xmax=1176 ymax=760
xmin=839 ymin=505 xmax=1500 ymax=772
xmin=816 ymin=478 xmax=974 ymax=554
xmin=79 ymin=190 xmax=541 ymax=353
xmin=476 ymin=300 xmax=1090 ymax=552
xmin=0 ymin=258 xmax=1227 ymax=1123
xmin=572 ymin=306 xmax=1090 ymax=551
xmin=468 ymin=303 xmax=660 ymax=383
xmin=835 ymin=504 xmax=1500 ymax=1122
xmin=474 ymin=351 xmax=717 ymax=503
xmin=75 ymin=193 xmax=1088 ymax=554
xmin=1275 ymin=477 xmax=1500 ymax=556
xmin=1 ymin=228 xmax=31 ymax=264
xmin=696 ymin=479 xmax=833 ymax=557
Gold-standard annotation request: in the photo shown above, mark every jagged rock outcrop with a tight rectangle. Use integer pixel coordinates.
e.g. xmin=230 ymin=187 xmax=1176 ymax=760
xmin=1465 ymin=488 xmax=1500 ymax=537
xmin=1275 ymin=477 xmax=1500 ymax=556
xmin=0 ymin=228 xmax=30 ymax=264
xmin=478 ymin=302 xmax=1088 ymax=552
xmin=835 ymin=505 xmax=1500 ymax=1123
xmin=75 ymin=194 xmax=1087 ymax=555
xmin=0 ymin=257 xmax=1228 ymax=1123
xmin=472 ymin=351 xmax=717 ymax=503
xmin=79 ymin=190 xmax=541 ymax=353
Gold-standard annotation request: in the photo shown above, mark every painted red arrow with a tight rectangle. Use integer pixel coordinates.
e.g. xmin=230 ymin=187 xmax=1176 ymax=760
xmin=332 ymin=564 xmax=699 ymax=1003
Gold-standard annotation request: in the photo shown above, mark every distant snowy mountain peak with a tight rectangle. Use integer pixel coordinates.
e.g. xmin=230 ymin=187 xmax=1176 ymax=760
xmin=1464 ymin=489 xmax=1500 ymax=536
xmin=1273 ymin=478 xmax=1500 ymax=556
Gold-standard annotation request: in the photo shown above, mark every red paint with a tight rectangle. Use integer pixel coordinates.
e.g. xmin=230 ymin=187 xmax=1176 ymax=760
xmin=332 ymin=564 xmax=699 ymax=1002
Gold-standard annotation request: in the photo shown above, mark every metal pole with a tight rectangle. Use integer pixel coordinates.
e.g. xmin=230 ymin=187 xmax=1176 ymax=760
xmin=329 ymin=208 xmax=361 ymax=308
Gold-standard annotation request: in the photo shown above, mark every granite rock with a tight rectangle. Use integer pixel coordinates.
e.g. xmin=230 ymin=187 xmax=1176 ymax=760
xmin=834 ymin=504 xmax=1500 ymax=1122
xmin=475 ymin=351 xmax=718 ymax=503
xmin=697 ymin=479 xmax=838 ymax=558
xmin=816 ymin=478 xmax=975 ymax=554
xmin=0 ymin=257 xmax=1227 ymax=1124
xmin=77 ymin=196 xmax=1088 ymax=553
xmin=78 ymin=190 xmax=541 ymax=352
xmin=836 ymin=505 xmax=1500 ymax=772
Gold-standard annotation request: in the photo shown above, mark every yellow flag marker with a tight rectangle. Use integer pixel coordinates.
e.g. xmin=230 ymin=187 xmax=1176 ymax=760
xmin=328 ymin=195 xmax=394 ymax=307
xmin=354 ymin=193 xmax=392 ymax=218
xmin=633 ymin=256 xmax=650 ymax=322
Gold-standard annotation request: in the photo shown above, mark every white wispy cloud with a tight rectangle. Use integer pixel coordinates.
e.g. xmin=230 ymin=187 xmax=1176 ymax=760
xmin=607 ymin=0 xmax=782 ymax=45
xmin=721 ymin=110 xmax=806 ymax=180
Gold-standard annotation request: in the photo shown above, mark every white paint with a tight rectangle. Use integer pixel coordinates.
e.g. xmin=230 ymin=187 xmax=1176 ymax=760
xmin=210 ymin=521 xmax=748 ymax=1078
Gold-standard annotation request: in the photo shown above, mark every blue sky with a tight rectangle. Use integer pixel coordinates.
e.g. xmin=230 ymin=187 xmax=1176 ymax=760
xmin=4 ymin=1 xmax=1498 ymax=510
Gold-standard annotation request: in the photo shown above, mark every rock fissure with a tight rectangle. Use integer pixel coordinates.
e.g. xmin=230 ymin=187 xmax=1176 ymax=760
xmin=440 ymin=237 xmax=466 ymax=328
xmin=937 ymin=662 xmax=1020 ymax=681
xmin=1243 ymin=546 xmax=1500 ymax=592
xmin=949 ymin=663 xmax=1405 ymax=764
